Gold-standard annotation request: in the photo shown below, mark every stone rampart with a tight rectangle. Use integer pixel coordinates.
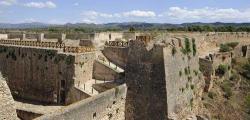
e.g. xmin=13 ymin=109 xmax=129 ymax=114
xmin=102 ymin=46 xmax=129 ymax=69
xmin=0 ymin=73 xmax=19 ymax=120
xmin=35 ymin=84 xmax=127 ymax=120
xmin=93 ymin=60 xmax=124 ymax=80
xmin=0 ymin=44 xmax=95 ymax=105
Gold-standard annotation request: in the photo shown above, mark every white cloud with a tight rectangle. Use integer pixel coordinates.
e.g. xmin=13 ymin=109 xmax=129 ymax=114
xmin=122 ymin=10 xmax=156 ymax=17
xmin=0 ymin=0 xmax=16 ymax=6
xmin=81 ymin=11 xmax=113 ymax=19
xmin=82 ymin=19 xmax=97 ymax=24
xmin=81 ymin=10 xmax=156 ymax=19
xmin=80 ymin=10 xmax=156 ymax=23
xmin=24 ymin=1 xmax=56 ymax=8
xmin=167 ymin=7 xmax=250 ymax=22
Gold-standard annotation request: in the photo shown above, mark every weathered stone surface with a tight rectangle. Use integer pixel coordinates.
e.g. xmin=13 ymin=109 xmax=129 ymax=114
xmin=0 ymin=45 xmax=95 ymax=105
xmin=0 ymin=73 xmax=19 ymax=120
xmin=35 ymin=84 xmax=127 ymax=120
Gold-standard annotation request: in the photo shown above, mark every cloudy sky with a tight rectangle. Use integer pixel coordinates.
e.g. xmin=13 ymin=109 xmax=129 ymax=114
xmin=0 ymin=0 xmax=250 ymax=24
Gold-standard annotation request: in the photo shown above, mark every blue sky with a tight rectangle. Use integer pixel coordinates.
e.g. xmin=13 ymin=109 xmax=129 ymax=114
xmin=0 ymin=0 xmax=250 ymax=24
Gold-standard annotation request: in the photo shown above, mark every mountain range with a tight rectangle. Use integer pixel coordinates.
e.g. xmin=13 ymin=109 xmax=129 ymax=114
xmin=1 ymin=22 xmax=250 ymax=29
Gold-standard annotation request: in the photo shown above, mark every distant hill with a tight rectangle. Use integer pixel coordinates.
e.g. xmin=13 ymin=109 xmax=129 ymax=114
xmin=0 ymin=22 xmax=53 ymax=29
xmin=0 ymin=22 xmax=250 ymax=29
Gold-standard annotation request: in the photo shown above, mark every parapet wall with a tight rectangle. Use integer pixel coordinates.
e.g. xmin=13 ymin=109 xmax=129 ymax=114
xmin=35 ymin=84 xmax=127 ymax=120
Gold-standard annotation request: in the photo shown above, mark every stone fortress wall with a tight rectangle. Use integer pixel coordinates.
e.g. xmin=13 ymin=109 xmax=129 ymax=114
xmin=0 ymin=31 xmax=250 ymax=120
xmin=163 ymin=38 xmax=204 ymax=119
xmin=0 ymin=72 xmax=19 ymax=120
xmin=0 ymin=44 xmax=95 ymax=105
xmin=0 ymin=33 xmax=97 ymax=105
xmin=103 ymin=35 xmax=205 ymax=119
xmin=35 ymin=84 xmax=127 ymax=120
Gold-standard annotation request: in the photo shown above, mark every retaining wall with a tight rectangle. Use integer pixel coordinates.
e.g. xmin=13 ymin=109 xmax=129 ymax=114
xmin=35 ymin=84 xmax=127 ymax=120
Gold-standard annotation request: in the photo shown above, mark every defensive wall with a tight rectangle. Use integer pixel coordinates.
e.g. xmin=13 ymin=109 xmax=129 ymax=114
xmin=199 ymin=52 xmax=232 ymax=91
xmin=35 ymin=84 xmax=127 ymax=120
xmin=103 ymin=36 xmax=204 ymax=119
xmin=0 ymin=73 xmax=19 ymax=120
xmin=0 ymin=39 xmax=95 ymax=105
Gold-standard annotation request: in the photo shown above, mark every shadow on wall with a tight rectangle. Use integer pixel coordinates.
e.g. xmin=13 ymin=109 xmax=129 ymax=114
xmin=124 ymin=40 xmax=167 ymax=120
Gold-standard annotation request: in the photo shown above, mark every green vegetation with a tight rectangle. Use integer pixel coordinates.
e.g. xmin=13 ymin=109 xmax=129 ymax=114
xmin=190 ymin=84 xmax=195 ymax=90
xmin=219 ymin=44 xmax=232 ymax=52
xmin=179 ymin=71 xmax=182 ymax=77
xmin=65 ymin=55 xmax=74 ymax=65
xmin=192 ymin=38 xmax=197 ymax=56
xmin=188 ymin=76 xmax=192 ymax=82
xmin=242 ymin=63 xmax=250 ymax=79
xmin=246 ymin=94 xmax=250 ymax=112
xmin=208 ymin=91 xmax=216 ymax=99
xmin=193 ymin=70 xmax=198 ymax=76
xmin=181 ymin=38 xmax=192 ymax=54
xmin=79 ymin=62 xmax=85 ymax=68
xmin=216 ymin=64 xmax=228 ymax=76
xmin=226 ymin=42 xmax=239 ymax=49
xmin=184 ymin=68 xmax=188 ymax=75
xmin=219 ymin=42 xmax=239 ymax=52
xmin=221 ymin=80 xmax=233 ymax=99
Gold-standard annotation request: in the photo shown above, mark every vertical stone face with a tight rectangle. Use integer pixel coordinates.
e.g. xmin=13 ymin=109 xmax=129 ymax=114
xmin=37 ymin=33 xmax=44 ymax=42
xmin=0 ymin=45 xmax=95 ymax=105
xmin=20 ymin=34 xmax=26 ymax=40
xmin=125 ymin=40 xmax=167 ymax=120
xmin=164 ymin=38 xmax=204 ymax=119
xmin=0 ymin=73 xmax=18 ymax=120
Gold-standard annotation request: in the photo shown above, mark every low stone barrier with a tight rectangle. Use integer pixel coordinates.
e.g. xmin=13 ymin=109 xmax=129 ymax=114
xmin=0 ymin=40 xmax=95 ymax=53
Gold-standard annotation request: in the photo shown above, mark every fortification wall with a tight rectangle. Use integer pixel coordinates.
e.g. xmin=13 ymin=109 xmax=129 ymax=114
xmin=0 ymin=45 xmax=95 ymax=104
xmin=125 ymin=40 xmax=167 ymax=120
xmin=0 ymin=74 xmax=19 ymax=120
xmin=93 ymin=60 xmax=122 ymax=80
xmin=102 ymin=46 xmax=128 ymax=69
xmin=35 ymin=84 xmax=127 ymax=120
xmin=163 ymin=38 xmax=204 ymax=119
xmin=0 ymin=34 xmax=8 ymax=40
xmin=198 ymin=32 xmax=250 ymax=48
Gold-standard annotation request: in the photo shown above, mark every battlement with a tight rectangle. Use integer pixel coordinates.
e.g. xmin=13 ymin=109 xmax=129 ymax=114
xmin=105 ymin=41 xmax=129 ymax=47
xmin=0 ymin=40 xmax=95 ymax=53
xmin=136 ymin=35 xmax=153 ymax=44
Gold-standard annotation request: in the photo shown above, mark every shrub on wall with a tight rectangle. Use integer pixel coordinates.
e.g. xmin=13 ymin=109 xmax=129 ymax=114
xmin=219 ymin=44 xmax=232 ymax=52
xmin=179 ymin=71 xmax=182 ymax=77
xmin=226 ymin=42 xmax=239 ymax=49
xmin=184 ymin=68 xmax=188 ymax=75
xmin=192 ymin=38 xmax=197 ymax=56
xmin=208 ymin=91 xmax=216 ymax=99
xmin=219 ymin=42 xmax=239 ymax=52
xmin=245 ymin=94 xmax=250 ymax=111
xmin=221 ymin=81 xmax=233 ymax=99
xmin=216 ymin=64 xmax=228 ymax=76
xmin=65 ymin=55 xmax=74 ymax=65
xmin=181 ymin=38 xmax=192 ymax=55
xmin=191 ymin=84 xmax=195 ymax=90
